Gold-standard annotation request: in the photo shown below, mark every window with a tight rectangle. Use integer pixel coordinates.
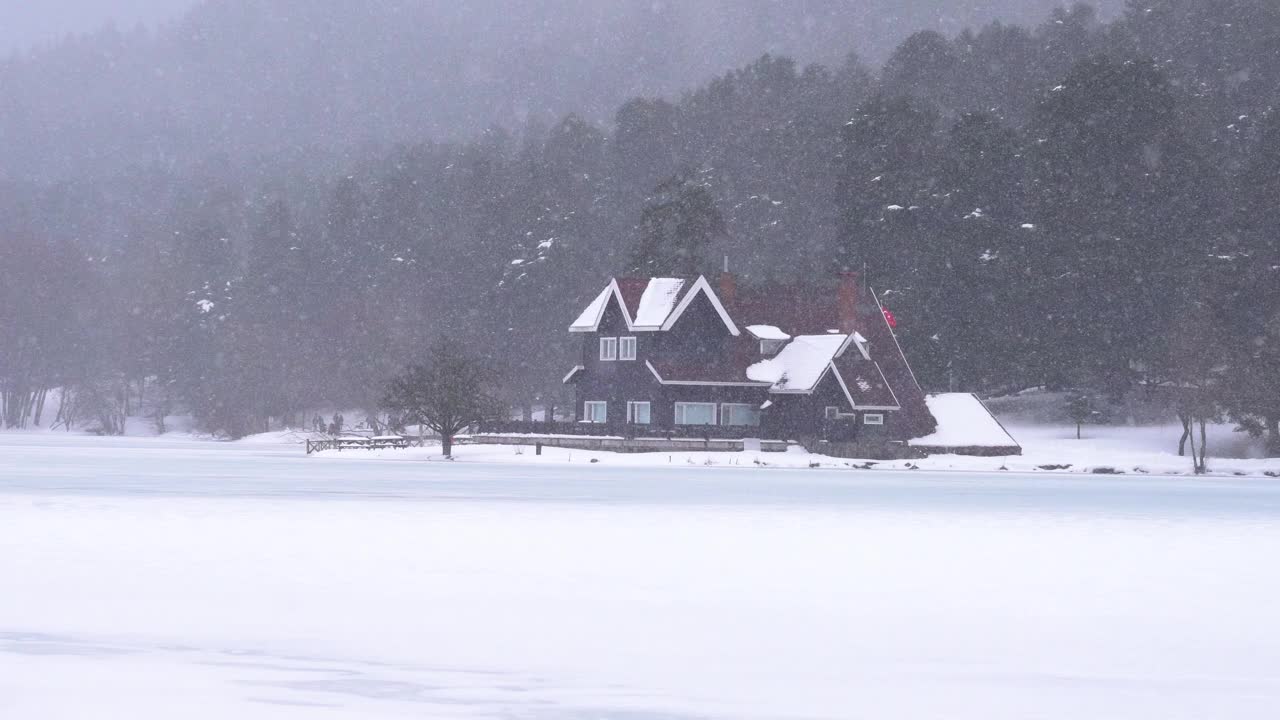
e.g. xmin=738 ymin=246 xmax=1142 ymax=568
xmin=824 ymin=406 xmax=841 ymax=420
xmin=720 ymin=403 xmax=761 ymax=427
xmin=863 ymin=413 xmax=885 ymax=426
xmin=583 ymin=401 xmax=608 ymax=423
xmin=599 ymin=337 xmax=617 ymax=361
xmin=674 ymin=402 xmax=717 ymax=425
xmin=627 ymin=401 xmax=651 ymax=424
xmin=760 ymin=339 xmax=785 ymax=355
xmin=619 ymin=336 xmax=637 ymax=361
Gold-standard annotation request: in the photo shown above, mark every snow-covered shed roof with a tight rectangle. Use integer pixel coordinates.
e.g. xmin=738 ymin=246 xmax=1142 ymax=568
xmin=746 ymin=325 xmax=791 ymax=341
xmin=909 ymin=394 xmax=1019 ymax=449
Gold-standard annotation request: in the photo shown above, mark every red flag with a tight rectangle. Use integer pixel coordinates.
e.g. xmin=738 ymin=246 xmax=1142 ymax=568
xmin=882 ymin=308 xmax=897 ymax=328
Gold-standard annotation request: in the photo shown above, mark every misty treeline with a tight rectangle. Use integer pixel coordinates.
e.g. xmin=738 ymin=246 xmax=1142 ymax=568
xmin=1 ymin=1 xmax=1279 ymax=451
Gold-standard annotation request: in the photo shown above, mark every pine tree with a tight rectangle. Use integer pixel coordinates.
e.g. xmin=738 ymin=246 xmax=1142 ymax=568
xmin=629 ymin=172 xmax=727 ymax=277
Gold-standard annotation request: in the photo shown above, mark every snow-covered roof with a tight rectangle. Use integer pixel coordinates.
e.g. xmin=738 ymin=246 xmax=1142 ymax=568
xmin=570 ymin=275 xmax=738 ymax=336
xmin=660 ymin=276 xmax=739 ymax=336
xmin=847 ymin=331 xmax=870 ymax=360
xmin=633 ymin=278 xmax=686 ymax=328
xmin=747 ymin=334 xmax=848 ymax=392
xmin=910 ymin=394 xmax=1019 ymax=449
xmin=569 ymin=285 xmax=614 ymax=331
xmin=746 ymin=325 xmax=790 ymax=341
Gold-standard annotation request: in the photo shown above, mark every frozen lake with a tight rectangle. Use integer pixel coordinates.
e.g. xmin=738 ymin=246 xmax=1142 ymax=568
xmin=3 ymin=433 xmax=1280 ymax=719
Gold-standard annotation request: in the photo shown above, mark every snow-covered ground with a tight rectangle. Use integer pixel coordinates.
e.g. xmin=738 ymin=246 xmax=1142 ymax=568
xmin=319 ymin=422 xmax=1278 ymax=478
xmin=3 ymin=432 xmax=1280 ymax=719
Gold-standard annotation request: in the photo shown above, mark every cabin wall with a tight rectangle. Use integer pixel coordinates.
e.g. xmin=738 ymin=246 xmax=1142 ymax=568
xmin=649 ymin=292 xmax=733 ymax=360
xmin=765 ymin=374 xmax=907 ymax=443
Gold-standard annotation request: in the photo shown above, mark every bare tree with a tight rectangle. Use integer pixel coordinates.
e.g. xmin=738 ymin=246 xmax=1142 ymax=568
xmin=1152 ymin=296 xmax=1229 ymax=474
xmin=382 ymin=343 xmax=503 ymax=458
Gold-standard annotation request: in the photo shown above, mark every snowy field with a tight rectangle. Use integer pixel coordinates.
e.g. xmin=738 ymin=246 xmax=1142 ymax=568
xmin=4 ymin=432 xmax=1280 ymax=719
xmin=335 ymin=422 xmax=1280 ymax=478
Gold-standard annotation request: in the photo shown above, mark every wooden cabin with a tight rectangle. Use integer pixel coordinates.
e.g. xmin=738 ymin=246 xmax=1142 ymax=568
xmin=564 ymin=271 xmax=938 ymax=450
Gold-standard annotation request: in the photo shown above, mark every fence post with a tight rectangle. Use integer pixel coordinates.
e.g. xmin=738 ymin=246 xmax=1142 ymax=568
xmin=536 ymin=442 xmax=543 ymax=456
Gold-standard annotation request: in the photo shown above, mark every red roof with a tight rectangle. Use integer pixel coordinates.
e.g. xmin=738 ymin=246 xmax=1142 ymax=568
xmin=648 ymin=339 xmax=765 ymax=385
xmin=613 ymin=277 xmax=652 ymax=321
xmin=728 ymin=283 xmax=841 ymax=336
xmin=831 ymin=354 xmax=900 ymax=409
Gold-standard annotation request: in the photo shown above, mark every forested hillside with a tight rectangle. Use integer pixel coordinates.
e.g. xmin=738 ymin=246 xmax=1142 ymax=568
xmin=2 ymin=1 xmax=1279 ymax=450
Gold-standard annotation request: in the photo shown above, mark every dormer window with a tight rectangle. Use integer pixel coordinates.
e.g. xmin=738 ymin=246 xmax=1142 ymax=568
xmin=746 ymin=325 xmax=791 ymax=355
xmin=760 ymin=339 xmax=785 ymax=355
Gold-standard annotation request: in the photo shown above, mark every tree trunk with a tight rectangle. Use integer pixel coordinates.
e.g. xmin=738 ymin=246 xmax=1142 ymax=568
xmin=1267 ymin=415 xmax=1280 ymax=458
xmin=1192 ymin=417 xmax=1203 ymax=474
xmin=442 ymin=433 xmax=453 ymax=458
xmin=1076 ymin=421 xmax=1081 ymax=440
xmin=1177 ymin=414 xmax=1190 ymax=456
xmin=1188 ymin=421 xmax=1200 ymax=474
xmin=33 ymin=388 xmax=47 ymax=427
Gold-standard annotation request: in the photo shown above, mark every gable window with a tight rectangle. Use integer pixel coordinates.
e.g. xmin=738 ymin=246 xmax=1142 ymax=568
xmin=720 ymin=403 xmax=761 ymax=427
xmin=599 ymin=337 xmax=618 ymax=361
xmin=674 ymin=402 xmax=717 ymax=426
xmin=824 ymin=406 xmax=841 ymax=420
xmin=619 ymin=336 xmax=637 ymax=361
xmin=627 ymin=401 xmax=651 ymax=425
xmin=583 ymin=401 xmax=608 ymax=423
xmin=863 ymin=413 xmax=885 ymax=426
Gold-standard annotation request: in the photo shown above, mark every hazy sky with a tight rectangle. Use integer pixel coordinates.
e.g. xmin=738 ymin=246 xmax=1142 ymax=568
xmin=1 ymin=1 xmax=1123 ymax=57
xmin=1 ymin=0 xmax=196 ymax=53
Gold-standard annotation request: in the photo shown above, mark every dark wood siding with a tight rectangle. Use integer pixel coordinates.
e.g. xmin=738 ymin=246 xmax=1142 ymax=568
xmin=571 ymin=282 xmax=913 ymax=444
xmin=575 ymin=295 xmax=658 ymax=424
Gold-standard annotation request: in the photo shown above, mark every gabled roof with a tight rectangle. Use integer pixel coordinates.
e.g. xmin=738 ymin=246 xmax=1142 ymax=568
xmin=569 ymin=276 xmax=739 ymax=336
xmin=633 ymin=278 xmax=686 ymax=328
xmin=746 ymin=334 xmax=847 ymax=392
xmin=569 ymin=282 xmax=619 ymax=332
xmin=660 ymin=275 xmax=739 ymax=335
xmin=743 ymin=332 xmax=901 ymax=409
xmin=831 ymin=355 xmax=900 ymax=410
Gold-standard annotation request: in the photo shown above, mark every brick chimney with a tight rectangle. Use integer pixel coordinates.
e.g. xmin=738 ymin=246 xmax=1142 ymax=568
xmin=837 ymin=271 xmax=860 ymax=333
xmin=718 ymin=256 xmax=736 ymax=309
